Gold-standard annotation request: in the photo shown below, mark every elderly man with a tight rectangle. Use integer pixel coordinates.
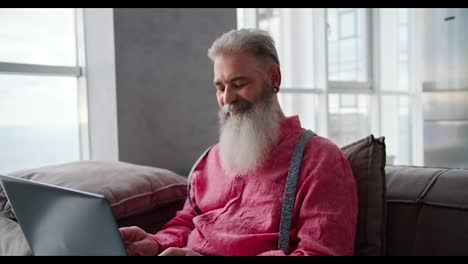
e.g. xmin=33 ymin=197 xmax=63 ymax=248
xmin=119 ymin=28 xmax=358 ymax=256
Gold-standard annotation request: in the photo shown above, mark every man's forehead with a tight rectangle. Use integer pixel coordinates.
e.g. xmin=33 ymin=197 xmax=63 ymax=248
xmin=213 ymin=63 xmax=264 ymax=83
xmin=214 ymin=74 xmax=250 ymax=84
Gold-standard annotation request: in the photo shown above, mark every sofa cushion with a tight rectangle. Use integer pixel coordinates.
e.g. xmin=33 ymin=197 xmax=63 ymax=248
xmin=0 ymin=217 xmax=31 ymax=256
xmin=0 ymin=160 xmax=187 ymax=227
xmin=341 ymin=135 xmax=387 ymax=256
xmin=385 ymin=166 xmax=468 ymax=256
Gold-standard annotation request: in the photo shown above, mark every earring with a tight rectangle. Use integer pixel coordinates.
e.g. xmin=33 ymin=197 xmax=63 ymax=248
xmin=273 ymin=86 xmax=279 ymax=93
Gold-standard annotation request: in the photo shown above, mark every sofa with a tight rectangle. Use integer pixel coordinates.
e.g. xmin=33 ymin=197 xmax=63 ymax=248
xmin=385 ymin=165 xmax=468 ymax=255
xmin=1 ymin=136 xmax=467 ymax=256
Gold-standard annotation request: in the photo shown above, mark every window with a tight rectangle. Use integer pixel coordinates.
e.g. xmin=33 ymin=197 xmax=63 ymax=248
xmin=0 ymin=8 xmax=87 ymax=174
xmin=327 ymin=8 xmax=370 ymax=84
xmin=378 ymin=8 xmax=412 ymax=165
xmin=238 ymin=8 xmax=417 ymax=166
xmin=254 ymin=8 xmax=322 ymax=133
xmin=329 ymin=94 xmax=371 ymax=147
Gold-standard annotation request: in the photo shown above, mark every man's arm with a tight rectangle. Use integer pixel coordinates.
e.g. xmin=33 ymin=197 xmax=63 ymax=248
xmin=120 ymin=198 xmax=198 ymax=256
xmin=151 ymin=149 xmax=211 ymax=252
xmin=150 ymin=197 xmax=198 ymax=252
xmin=258 ymin=155 xmax=358 ymax=256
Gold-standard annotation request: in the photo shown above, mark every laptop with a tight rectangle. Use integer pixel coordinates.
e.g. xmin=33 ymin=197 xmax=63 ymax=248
xmin=0 ymin=174 xmax=127 ymax=256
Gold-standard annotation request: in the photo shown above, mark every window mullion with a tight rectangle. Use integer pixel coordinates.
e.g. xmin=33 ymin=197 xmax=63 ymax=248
xmin=0 ymin=62 xmax=81 ymax=77
xmin=316 ymin=8 xmax=329 ymax=137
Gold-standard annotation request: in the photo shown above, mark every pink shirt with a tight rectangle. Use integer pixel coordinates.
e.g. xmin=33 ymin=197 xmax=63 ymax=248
xmin=152 ymin=116 xmax=358 ymax=256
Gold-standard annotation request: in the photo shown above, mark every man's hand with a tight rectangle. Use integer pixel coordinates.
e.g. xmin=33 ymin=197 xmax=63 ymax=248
xmin=119 ymin=226 xmax=160 ymax=256
xmin=158 ymin=247 xmax=203 ymax=256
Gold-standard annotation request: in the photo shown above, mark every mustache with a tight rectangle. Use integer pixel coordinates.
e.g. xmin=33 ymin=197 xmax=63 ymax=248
xmin=222 ymin=98 xmax=253 ymax=114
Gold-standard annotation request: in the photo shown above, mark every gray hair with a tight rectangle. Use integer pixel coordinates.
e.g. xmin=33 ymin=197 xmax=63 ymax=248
xmin=208 ymin=28 xmax=280 ymax=67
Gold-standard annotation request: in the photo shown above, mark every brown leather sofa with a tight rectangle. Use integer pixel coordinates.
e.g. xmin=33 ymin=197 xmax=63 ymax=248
xmin=385 ymin=165 xmax=468 ymax=256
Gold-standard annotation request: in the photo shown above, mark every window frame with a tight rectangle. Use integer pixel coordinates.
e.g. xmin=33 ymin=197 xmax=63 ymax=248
xmin=239 ymin=7 xmax=419 ymax=166
xmin=0 ymin=8 xmax=90 ymax=161
xmin=327 ymin=8 xmax=373 ymax=92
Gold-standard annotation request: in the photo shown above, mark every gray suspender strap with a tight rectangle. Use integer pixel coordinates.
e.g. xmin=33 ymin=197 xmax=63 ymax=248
xmin=187 ymin=146 xmax=213 ymax=215
xmin=278 ymin=129 xmax=316 ymax=253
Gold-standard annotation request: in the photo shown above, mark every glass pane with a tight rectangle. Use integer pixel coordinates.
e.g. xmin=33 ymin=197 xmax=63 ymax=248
xmin=379 ymin=8 xmax=410 ymax=92
xmin=339 ymin=38 xmax=357 ymax=63
xmin=328 ymin=94 xmax=370 ymax=147
xmin=0 ymin=8 xmax=76 ymax=66
xmin=339 ymin=11 xmax=355 ymax=38
xmin=327 ymin=8 xmax=368 ymax=82
xmin=399 ymin=8 xmax=408 ymax=24
xmin=257 ymin=8 xmax=281 ymax=53
xmin=257 ymin=8 xmax=316 ymax=90
xmin=340 ymin=94 xmax=357 ymax=108
xmin=257 ymin=8 xmax=280 ymax=35
xmin=327 ymin=9 xmax=338 ymax=41
xmin=278 ymin=93 xmax=317 ymax=131
xmin=0 ymin=74 xmax=80 ymax=174
xmin=422 ymin=91 xmax=468 ymax=121
xmin=381 ymin=95 xmax=410 ymax=165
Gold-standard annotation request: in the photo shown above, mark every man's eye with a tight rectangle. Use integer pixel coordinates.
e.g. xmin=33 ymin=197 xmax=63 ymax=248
xmin=216 ymin=86 xmax=225 ymax=92
xmin=233 ymin=83 xmax=246 ymax=89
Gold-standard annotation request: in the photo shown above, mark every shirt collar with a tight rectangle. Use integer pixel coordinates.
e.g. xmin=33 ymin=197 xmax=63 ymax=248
xmin=277 ymin=115 xmax=302 ymax=142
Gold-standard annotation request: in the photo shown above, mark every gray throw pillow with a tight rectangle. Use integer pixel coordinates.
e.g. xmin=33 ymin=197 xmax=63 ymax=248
xmin=341 ymin=135 xmax=387 ymax=256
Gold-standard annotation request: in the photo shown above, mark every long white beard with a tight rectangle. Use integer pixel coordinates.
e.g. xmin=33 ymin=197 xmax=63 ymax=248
xmin=218 ymin=94 xmax=280 ymax=176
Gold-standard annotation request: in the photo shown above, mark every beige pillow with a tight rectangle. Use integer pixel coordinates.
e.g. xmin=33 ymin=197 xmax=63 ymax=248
xmin=341 ymin=135 xmax=387 ymax=256
xmin=0 ymin=160 xmax=187 ymax=223
xmin=0 ymin=217 xmax=31 ymax=256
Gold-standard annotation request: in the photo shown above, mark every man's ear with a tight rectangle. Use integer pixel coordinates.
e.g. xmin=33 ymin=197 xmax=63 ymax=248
xmin=270 ymin=64 xmax=281 ymax=88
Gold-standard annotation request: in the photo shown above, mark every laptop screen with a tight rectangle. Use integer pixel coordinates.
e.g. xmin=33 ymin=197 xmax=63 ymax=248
xmin=0 ymin=174 xmax=127 ymax=256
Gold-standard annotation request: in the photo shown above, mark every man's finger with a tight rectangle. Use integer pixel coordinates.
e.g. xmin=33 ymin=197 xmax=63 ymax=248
xmin=125 ymin=244 xmax=139 ymax=256
xmin=119 ymin=226 xmax=143 ymax=242
xmin=158 ymin=247 xmax=184 ymax=256
xmin=158 ymin=247 xmax=202 ymax=256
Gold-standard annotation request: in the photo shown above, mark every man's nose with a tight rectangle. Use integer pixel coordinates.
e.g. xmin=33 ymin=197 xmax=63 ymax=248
xmin=223 ymin=88 xmax=236 ymax=105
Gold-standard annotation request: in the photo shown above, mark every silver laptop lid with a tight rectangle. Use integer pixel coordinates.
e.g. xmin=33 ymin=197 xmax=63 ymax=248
xmin=0 ymin=174 xmax=127 ymax=256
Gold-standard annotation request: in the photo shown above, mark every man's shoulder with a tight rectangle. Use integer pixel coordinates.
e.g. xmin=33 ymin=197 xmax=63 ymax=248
xmin=301 ymin=135 xmax=354 ymax=182
xmin=305 ymin=134 xmax=341 ymax=152
xmin=197 ymin=144 xmax=219 ymax=155
xmin=207 ymin=143 xmax=220 ymax=155
xmin=197 ymin=144 xmax=220 ymax=164
xmin=304 ymin=135 xmax=346 ymax=162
